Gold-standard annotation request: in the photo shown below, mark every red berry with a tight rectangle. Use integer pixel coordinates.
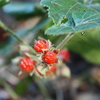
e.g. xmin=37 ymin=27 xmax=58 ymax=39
xmin=19 ymin=57 xmax=36 ymax=72
xmin=34 ymin=40 xmax=48 ymax=52
xmin=46 ymin=64 xmax=57 ymax=75
xmin=59 ymin=49 xmax=70 ymax=61
xmin=42 ymin=51 xmax=58 ymax=64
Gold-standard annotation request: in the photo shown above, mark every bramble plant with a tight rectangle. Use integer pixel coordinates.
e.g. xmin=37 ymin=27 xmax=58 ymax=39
xmin=0 ymin=0 xmax=100 ymax=78
xmin=1 ymin=0 xmax=100 ymax=99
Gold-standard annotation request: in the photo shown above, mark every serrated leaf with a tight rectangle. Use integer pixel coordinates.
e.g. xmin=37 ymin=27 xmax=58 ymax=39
xmin=41 ymin=0 xmax=91 ymax=25
xmin=41 ymin=0 xmax=100 ymax=35
xmin=0 ymin=0 xmax=10 ymax=7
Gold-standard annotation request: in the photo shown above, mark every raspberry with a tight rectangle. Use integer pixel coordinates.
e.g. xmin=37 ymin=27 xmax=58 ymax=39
xmin=34 ymin=40 xmax=48 ymax=52
xmin=19 ymin=57 xmax=36 ymax=72
xmin=46 ymin=64 xmax=57 ymax=75
xmin=59 ymin=49 xmax=70 ymax=61
xmin=42 ymin=51 xmax=58 ymax=64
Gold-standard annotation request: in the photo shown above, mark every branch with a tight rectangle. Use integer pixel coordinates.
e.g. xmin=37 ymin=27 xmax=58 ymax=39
xmin=56 ymin=33 xmax=74 ymax=49
xmin=0 ymin=21 xmax=36 ymax=54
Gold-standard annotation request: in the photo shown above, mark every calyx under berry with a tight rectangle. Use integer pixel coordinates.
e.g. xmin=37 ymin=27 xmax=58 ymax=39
xmin=46 ymin=64 xmax=57 ymax=75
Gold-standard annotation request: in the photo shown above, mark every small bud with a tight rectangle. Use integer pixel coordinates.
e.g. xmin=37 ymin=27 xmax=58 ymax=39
xmin=19 ymin=45 xmax=30 ymax=55
xmin=12 ymin=57 xmax=22 ymax=64
xmin=61 ymin=66 xmax=71 ymax=78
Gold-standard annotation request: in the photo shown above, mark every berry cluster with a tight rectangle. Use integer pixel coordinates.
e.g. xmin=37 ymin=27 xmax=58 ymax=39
xmin=18 ymin=39 xmax=58 ymax=77
xmin=33 ymin=40 xmax=58 ymax=64
xmin=12 ymin=38 xmax=71 ymax=78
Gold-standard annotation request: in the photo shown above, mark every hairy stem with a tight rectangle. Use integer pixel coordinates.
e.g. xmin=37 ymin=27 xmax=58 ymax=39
xmin=56 ymin=33 xmax=74 ymax=49
xmin=0 ymin=21 xmax=36 ymax=54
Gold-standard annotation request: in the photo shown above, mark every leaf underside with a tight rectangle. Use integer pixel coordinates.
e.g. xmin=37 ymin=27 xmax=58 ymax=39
xmin=40 ymin=0 xmax=100 ymax=35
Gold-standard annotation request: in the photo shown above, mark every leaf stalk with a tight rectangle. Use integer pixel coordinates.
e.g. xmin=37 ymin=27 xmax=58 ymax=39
xmin=56 ymin=33 xmax=74 ymax=49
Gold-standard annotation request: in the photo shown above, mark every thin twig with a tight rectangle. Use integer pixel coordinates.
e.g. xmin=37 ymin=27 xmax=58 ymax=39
xmin=1 ymin=79 xmax=20 ymax=100
xmin=0 ymin=21 xmax=36 ymax=54
xmin=56 ymin=33 xmax=74 ymax=49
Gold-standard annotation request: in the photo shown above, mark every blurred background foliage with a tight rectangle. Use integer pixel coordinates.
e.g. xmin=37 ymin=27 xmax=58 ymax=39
xmin=0 ymin=0 xmax=100 ymax=100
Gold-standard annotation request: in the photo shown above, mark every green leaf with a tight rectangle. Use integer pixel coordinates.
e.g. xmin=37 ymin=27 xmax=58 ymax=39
xmin=0 ymin=0 xmax=10 ymax=7
xmin=41 ymin=0 xmax=91 ymax=25
xmin=67 ymin=27 xmax=100 ymax=64
xmin=41 ymin=0 xmax=100 ymax=35
xmin=87 ymin=4 xmax=100 ymax=12
xmin=92 ymin=0 xmax=100 ymax=4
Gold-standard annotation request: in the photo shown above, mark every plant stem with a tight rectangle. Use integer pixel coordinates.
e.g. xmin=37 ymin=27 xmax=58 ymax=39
xmin=0 ymin=21 xmax=36 ymax=54
xmin=56 ymin=33 xmax=74 ymax=49
xmin=1 ymin=80 xmax=20 ymax=100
